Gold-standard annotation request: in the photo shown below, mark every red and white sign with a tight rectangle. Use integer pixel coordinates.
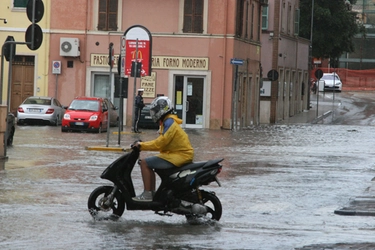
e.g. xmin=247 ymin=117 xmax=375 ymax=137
xmin=52 ymin=60 xmax=61 ymax=74
xmin=123 ymin=25 xmax=152 ymax=77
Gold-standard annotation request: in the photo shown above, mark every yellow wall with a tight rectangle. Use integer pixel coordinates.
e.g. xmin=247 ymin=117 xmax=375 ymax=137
xmin=0 ymin=0 xmax=50 ymax=105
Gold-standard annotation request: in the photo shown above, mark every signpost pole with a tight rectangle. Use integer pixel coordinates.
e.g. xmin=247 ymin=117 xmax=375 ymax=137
xmin=131 ymin=39 xmax=138 ymax=132
xmin=106 ymin=43 xmax=114 ymax=147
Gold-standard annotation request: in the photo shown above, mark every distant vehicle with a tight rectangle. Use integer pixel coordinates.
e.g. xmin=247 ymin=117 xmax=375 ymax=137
xmin=6 ymin=113 xmax=15 ymax=146
xmin=138 ymin=104 xmax=159 ymax=129
xmin=318 ymin=73 xmax=342 ymax=92
xmin=61 ymin=97 xmax=118 ymax=133
xmin=17 ymin=96 xmax=66 ymax=126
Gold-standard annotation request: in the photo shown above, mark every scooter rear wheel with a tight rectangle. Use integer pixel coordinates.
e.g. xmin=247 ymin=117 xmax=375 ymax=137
xmin=185 ymin=191 xmax=222 ymax=223
xmin=88 ymin=186 xmax=125 ymax=219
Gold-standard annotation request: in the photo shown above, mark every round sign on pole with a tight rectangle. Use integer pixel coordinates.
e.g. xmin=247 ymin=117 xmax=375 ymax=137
xmin=26 ymin=0 xmax=44 ymax=23
xmin=267 ymin=69 xmax=279 ymax=81
xmin=315 ymin=69 xmax=323 ymax=79
xmin=25 ymin=24 xmax=43 ymax=50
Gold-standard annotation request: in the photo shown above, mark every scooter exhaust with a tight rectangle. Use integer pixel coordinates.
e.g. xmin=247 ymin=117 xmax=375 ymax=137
xmin=191 ymin=204 xmax=207 ymax=215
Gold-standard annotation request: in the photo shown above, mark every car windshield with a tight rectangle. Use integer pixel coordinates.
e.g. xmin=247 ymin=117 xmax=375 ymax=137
xmin=69 ymin=100 xmax=99 ymax=111
xmin=24 ymin=98 xmax=51 ymax=105
xmin=322 ymin=74 xmax=339 ymax=81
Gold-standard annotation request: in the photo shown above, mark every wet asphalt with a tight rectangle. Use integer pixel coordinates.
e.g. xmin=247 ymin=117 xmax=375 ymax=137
xmin=2 ymin=91 xmax=375 ymax=249
xmin=280 ymin=91 xmax=375 ymax=250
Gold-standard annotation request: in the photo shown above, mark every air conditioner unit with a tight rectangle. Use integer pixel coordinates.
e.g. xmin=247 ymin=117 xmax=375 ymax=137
xmin=60 ymin=37 xmax=80 ymax=57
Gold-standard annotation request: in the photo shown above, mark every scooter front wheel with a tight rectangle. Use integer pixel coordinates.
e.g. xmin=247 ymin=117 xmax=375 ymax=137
xmin=88 ymin=186 xmax=125 ymax=219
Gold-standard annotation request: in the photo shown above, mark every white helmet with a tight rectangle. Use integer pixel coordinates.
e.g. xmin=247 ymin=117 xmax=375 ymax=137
xmin=149 ymin=96 xmax=173 ymax=122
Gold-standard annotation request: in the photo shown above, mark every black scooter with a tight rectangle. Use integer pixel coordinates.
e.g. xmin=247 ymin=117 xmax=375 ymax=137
xmin=87 ymin=146 xmax=224 ymax=223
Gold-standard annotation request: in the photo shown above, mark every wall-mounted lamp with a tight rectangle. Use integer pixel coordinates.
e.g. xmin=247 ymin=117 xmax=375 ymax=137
xmin=269 ymin=32 xmax=274 ymax=40
xmin=0 ymin=18 xmax=7 ymax=24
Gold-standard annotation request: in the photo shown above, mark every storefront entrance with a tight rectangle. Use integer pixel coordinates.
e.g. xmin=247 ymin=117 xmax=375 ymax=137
xmin=174 ymin=75 xmax=205 ymax=128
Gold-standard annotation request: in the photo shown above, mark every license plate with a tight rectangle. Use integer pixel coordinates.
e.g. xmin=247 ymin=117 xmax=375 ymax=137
xmin=145 ymin=116 xmax=152 ymax=119
xmin=29 ymin=108 xmax=42 ymax=113
xmin=75 ymin=122 xmax=84 ymax=126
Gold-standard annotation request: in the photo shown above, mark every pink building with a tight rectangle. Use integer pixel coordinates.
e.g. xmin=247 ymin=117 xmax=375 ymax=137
xmin=47 ymin=0 xmax=267 ymax=129
xmin=260 ymin=0 xmax=310 ymax=123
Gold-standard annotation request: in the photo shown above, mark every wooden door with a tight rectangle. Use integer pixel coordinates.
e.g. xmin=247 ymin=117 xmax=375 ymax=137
xmin=11 ymin=56 xmax=34 ymax=114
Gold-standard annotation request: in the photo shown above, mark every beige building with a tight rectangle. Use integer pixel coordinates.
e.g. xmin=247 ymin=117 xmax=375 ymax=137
xmin=0 ymin=0 xmax=51 ymax=115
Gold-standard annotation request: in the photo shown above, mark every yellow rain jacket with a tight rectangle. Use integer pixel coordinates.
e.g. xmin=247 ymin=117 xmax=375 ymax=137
xmin=139 ymin=114 xmax=194 ymax=167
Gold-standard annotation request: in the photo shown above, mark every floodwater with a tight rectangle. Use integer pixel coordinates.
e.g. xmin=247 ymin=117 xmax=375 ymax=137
xmin=1 ymin=96 xmax=375 ymax=249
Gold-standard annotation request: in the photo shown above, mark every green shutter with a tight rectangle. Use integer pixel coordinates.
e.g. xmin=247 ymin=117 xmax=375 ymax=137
xmin=14 ymin=0 xmax=28 ymax=8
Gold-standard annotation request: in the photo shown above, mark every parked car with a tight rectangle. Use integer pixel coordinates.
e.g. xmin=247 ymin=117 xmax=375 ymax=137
xmin=138 ymin=104 xmax=159 ymax=129
xmin=6 ymin=113 xmax=15 ymax=146
xmin=61 ymin=96 xmax=118 ymax=133
xmin=17 ymin=96 xmax=66 ymax=125
xmin=318 ymin=73 xmax=342 ymax=92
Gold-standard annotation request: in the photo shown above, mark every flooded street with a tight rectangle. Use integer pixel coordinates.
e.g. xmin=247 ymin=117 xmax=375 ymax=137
xmin=1 ymin=93 xmax=375 ymax=249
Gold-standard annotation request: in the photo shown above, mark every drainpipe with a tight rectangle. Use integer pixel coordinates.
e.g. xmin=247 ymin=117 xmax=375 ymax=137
xmin=220 ymin=0 xmax=229 ymax=129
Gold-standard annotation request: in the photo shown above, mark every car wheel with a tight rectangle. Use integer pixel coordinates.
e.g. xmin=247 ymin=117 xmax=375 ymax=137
xmin=61 ymin=127 xmax=68 ymax=132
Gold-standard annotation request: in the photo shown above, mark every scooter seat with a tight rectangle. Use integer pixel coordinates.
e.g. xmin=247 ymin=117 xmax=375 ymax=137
xmin=157 ymin=158 xmax=224 ymax=176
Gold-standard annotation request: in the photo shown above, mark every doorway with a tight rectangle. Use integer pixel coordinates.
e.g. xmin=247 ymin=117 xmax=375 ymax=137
xmin=174 ymin=75 xmax=205 ymax=128
xmin=11 ymin=56 xmax=35 ymax=114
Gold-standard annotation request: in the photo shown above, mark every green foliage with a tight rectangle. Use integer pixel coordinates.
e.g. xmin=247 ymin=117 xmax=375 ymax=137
xmin=299 ymin=0 xmax=358 ymax=61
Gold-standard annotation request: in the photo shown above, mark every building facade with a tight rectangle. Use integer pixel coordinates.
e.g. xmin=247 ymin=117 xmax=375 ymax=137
xmin=1 ymin=0 xmax=268 ymax=130
xmin=260 ymin=0 xmax=310 ymax=124
xmin=1 ymin=1 xmax=310 ymax=129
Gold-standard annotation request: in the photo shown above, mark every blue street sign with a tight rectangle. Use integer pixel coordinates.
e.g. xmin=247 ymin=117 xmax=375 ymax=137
xmin=230 ymin=58 xmax=244 ymax=65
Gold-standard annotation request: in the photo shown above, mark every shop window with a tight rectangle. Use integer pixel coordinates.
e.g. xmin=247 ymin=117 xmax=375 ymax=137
xmin=183 ymin=0 xmax=203 ymax=33
xmin=98 ymin=0 xmax=118 ymax=31
xmin=94 ymin=74 xmax=110 ymax=98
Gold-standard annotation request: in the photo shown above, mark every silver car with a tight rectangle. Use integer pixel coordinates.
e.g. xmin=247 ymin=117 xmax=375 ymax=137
xmin=17 ymin=96 xmax=66 ymax=125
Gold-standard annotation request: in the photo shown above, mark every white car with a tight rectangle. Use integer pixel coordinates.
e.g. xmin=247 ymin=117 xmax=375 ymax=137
xmin=318 ymin=73 xmax=342 ymax=92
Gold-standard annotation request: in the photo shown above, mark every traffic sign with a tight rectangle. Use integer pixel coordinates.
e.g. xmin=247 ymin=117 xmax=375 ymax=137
xmin=52 ymin=60 xmax=61 ymax=74
xmin=315 ymin=69 xmax=323 ymax=79
xmin=267 ymin=69 xmax=279 ymax=81
xmin=230 ymin=58 xmax=244 ymax=65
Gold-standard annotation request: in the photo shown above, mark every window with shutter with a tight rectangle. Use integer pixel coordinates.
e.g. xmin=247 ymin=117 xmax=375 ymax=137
xmin=98 ymin=0 xmax=118 ymax=31
xmin=236 ymin=0 xmax=245 ymax=37
xmin=183 ymin=0 xmax=203 ymax=33
xmin=13 ymin=0 xmax=28 ymax=8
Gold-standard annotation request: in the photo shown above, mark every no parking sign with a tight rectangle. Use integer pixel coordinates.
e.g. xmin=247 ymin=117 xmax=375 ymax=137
xmin=52 ymin=60 xmax=61 ymax=74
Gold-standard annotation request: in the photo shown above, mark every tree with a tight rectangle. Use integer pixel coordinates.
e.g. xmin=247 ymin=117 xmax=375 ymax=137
xmin=299 ymin=0 xmax=358 ymax=67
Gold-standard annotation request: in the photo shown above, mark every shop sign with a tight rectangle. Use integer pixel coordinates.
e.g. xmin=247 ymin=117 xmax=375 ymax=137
xmin=91 ymin=54 xmax=119 ymax=67
xmin=91 ymin=54 xmax=209 ymax=71
xmin=140 ymin=72 xmax=156 ymax=98
xmin=152 ymin=56 xmax=208 ymax=70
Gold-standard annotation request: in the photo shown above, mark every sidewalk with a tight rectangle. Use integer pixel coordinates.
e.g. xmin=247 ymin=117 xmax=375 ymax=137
xmin=277 ymin=93 xmax=334 ymax=125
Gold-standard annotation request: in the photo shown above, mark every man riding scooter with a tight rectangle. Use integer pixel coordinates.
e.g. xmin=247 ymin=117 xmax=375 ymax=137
xmin=132 ymin=96 xmax=194 ymax=202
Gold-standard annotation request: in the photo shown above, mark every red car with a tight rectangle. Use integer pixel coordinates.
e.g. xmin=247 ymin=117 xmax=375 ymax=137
xmin=61 ymin=96 xmax=118 ymax=133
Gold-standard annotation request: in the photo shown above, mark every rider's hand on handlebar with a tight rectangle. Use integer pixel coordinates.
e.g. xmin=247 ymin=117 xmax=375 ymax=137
xmin=131 ymin=140 xmax=142 ymax=149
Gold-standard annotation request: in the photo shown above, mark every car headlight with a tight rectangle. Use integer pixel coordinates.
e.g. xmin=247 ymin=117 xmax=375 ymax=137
xmin=335 ymin=82 xmax=341 ymax=86
xmin=63 ymin=114 xmax=70 ymax=119
xmin=89 ymin=115 xmax=98 ymax=121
